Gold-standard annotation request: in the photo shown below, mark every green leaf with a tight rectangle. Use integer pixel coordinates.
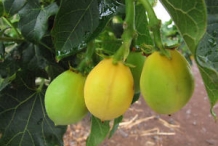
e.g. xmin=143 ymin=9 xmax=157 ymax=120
xmin=160 ymin=0 xmax=207 ymax=54
xmin=0 ymin=73 xmax=15 ymax=91
xmin=18 ymin=2 xmax=58 ymax=42
xmin=108 ymin=116 xmax=123 ymax=138
xmin=131 ymin=92 xmax=141 ymax=104
xmin=52 ymin=0 xmax=99 ymax=60
xmin=97 ymin=27 xmax=122 ymax=55
xmin=86 ymin=116 xmax=110 ymax=146
xmin=135 ymin=4 xmax=153 ymax=46
xmin=88 ymin=0 xmax=125 ymax=42
xmin=195 ymin=0 xmax=218 ymax=117
xmin=0 ymin=86 xmax=67 ymax=146
xmin=52 ymin=0 xmax=123 ymax=61
xmin=3 ymin=0 xmax=26 ymax=16
xmin=0 ymin=47 xmax=20 ymax=82
xmin=21 ymin=43 xmax=49 ymax=72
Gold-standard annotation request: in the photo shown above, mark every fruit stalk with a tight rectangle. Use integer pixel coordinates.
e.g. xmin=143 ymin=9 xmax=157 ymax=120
xmin=113 ymin=0 xmax=137 ymax=63
xmin=139 ymin=0 xmax=170 ymax=58
xmin=76 ymin=41 xmax=95 ymax=74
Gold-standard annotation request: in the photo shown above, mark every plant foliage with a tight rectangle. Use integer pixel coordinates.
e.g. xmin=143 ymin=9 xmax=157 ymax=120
xmin=0 ymin=0 xmax=217 ymax=145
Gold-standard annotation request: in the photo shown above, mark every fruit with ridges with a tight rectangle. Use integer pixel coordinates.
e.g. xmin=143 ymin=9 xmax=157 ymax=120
xmin=45 ymin=70 xmax=88 ymax=125
xmin=140 ymin=49 xmax=194 ymax=114
xmin=84 ymin=58 xmax=134 ymax=121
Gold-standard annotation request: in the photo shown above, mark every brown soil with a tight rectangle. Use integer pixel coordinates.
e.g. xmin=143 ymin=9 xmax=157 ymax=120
xmin=64 ymin=62 xmax=218 ymax=146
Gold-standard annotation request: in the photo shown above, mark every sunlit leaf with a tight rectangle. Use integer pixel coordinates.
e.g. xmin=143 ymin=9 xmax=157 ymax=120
xmin=160 ymin=0 xmax=207 ymax=53
xmin=135 ymin=4 xmax=153 ymax=46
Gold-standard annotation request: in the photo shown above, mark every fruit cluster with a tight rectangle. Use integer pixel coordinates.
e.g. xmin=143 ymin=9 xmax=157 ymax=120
xmin=44 ymin=49 xmax=194 ymax=125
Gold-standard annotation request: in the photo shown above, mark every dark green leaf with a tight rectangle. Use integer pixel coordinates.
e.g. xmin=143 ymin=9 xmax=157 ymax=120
xmin=0 ymin=73 xmax=15 ymax=91
xmin=131 ymin=92 xmax=141 ymax=104
xmin=0 ymin=47 xmax=21 ymax=81
xmin=0 ymin=1 xmax=3 ymax=17
xmin=3 ymin=0 xmax=26 ymax=16
xmin=18 ymin=2 xmax=58 ymax=42
xmin=52 ymin=0 xmax=99 ymax=60
xmin=86 ymin=116 xmax=110 ymax=146
xmin=21 ymin=43 xmax=49 ymax=72
xmin=195 ymin=0 xmax=218 ymax=117
xmin=108 ymin=116 xmax=123 ymax=138
xmin=88 ymin=0 xmax=125 ymax=42
xmin=0 ymin=42 xmax=5 ymax=62
xmin=160 ymin=0 xmax=207 ymax=54
xmin=0 ymin=86 xmax=67 ymax=146
xmin=52 ymin=0 xmax=123 ymax=60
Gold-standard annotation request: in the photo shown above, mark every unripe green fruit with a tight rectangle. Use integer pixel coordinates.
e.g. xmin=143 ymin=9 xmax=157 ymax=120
xmin=45 ymin=70 xmax=88 ymax=125
xmin=126 ymin=52 xmax=145 ymax=93
xmin=140 ymin=50 xmax=194 ymax=114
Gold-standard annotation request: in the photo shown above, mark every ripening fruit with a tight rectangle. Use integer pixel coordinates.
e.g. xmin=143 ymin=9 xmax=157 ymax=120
xmin=84 ymin=58 xmax=134 ymax=121
xmin=45 ymin=70 xmax=88 ymax=125
xmin=140 ymin=49 xmax=194 ymax=114
xmin=126 ymin=52 xmax=145 ymax=93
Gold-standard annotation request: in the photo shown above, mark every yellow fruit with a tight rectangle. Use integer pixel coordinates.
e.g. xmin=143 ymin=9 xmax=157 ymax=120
xmin=140 ymin=50 xmax=194 ymax=114
xmin=45 ymin=70 xmax=88 ymax=125
xmin=84 ymin=58 xmax=134 ymax=121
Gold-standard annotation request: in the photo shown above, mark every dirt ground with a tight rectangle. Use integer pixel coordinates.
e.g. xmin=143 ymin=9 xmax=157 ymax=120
xmin=64 ymin=62 xmax=218 ymax=146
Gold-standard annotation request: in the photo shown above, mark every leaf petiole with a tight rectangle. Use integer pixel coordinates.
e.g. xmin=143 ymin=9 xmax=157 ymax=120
xmin=2 ymin=17 xmax=23 ymax=39
xmin=139 ymin=0 xmax=171 ymax=59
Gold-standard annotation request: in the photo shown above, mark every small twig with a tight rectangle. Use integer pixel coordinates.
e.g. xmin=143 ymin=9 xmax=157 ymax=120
xmin=158 ymin=118 xmax=180 ymax=129
xmin=120 ymin=116 xmax=156 ymax=129
xmin=119 ymin=114 xmax=138 ymax=127
xmin=130 ymin=127 xmax=176 ymax=137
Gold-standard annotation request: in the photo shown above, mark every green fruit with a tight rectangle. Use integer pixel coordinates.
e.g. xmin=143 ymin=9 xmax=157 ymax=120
xmin=126 ymin=52 xmax=145 ymax=93
xmin=140 ymin=50 xmax=194 ymax=114
xmin=84 ymin=58 xmax=134 ymax=121
xmin=45 ymin=70 xmax=88 ymax=125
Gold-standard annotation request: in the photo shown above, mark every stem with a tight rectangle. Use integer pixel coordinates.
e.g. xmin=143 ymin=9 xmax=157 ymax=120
xmin=2 ymin=17 xmax=23 ymax=39
xmin=113 ymin=0 xmax=136 ymax=63
xmin=76 ymin=41 xmax=95 ymax=74
xmin=39 ymin=41 xmax=53 ymax=52
xmin=139 ymin=0 xmax=170 ymax=58
xmin=36 ymin=78 xmax=45 ymax=92
xmin=0 ymin=36 xmax=25 ymax=43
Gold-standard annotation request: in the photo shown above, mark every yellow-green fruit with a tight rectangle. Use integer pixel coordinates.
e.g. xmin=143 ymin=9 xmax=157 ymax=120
xmin=84 ymin=58 xmax=134 ymax=121
xmin=140 ymin=50 xmax=194 ymax=114
xmin=45 ymin=70 xmax=88 ymax=125
xmin=126 ymin=52 xmax=146 ymax=93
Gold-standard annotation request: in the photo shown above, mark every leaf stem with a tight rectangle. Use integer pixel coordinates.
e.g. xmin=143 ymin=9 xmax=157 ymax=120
xmin=2 ymin=17 xmax=23 ymax=39
xmin=113 ymin=0 xmax=137 ymax=63
xmin=0 ymin=36 xmax=25 ymax=43
xmin=39 ymin=41 xmax=53 ymax=52
xmin=36 ymin=78 xmax=45 ymax=92
xmin=139 ymin=0 xmax=170 ymax=58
